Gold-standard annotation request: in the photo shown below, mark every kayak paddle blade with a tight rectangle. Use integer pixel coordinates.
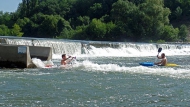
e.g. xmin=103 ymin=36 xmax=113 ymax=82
xmin=158 ymin=48 xmax=162 ymax=53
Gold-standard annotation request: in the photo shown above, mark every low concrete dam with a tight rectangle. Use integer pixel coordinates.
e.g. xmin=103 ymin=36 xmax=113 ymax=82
xmin=0 ymin=36 xmax=189 ymax=68
xmin=0 ymin=44 xmax=52 ymax=68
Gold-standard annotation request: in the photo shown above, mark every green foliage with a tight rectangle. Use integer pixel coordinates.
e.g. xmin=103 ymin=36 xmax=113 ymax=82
xmin=88 ymin=3 xmax=103 ymax=19
xmin=0 ymin=11 xmax=13 ymax=27
xmin=0 ymin=24 xmax=23 ymax=37
xmin=0 ymin=0 xmax=189 ymax=42
xmin=75 ymin=16 xmax=90 ymax=26
xmin=165 ymin=0 xmax=190 ymax=20
xmin=105 ymin=22 xmax=117 ymax=41
xmin=86 ymin=19 xmax=107 ymax=40
xmin=16 ymin=17 xmax=30 ymax=28
xmin=156 ymin=39 xmax=165 ymax=43
xmin=110 ymin=0 xmax=173 ymax=41
xmin=38 ymin=15 xmax=71 ymax=38
xmin=11 ymin=24 xmax=23 ymax=37
xmin=70 ymin=26 xmax=84 ymax=40
xmin=0 ymin=24 xmax=10 ymax=36
xmin=174 ymin=6 xmax=182 ymax=19
xmin=138 ymin=0 xmax=171 ymax=40
xmin=111 ymin=0 xmax=137 ymax=23
xmin=57 ymin=28 xmax=74 ymax=39
xmin=111 ymin=0 xmax=139 ymax=41
xmin=178 ymin=24 xmax=189 ymax=41
xmin=161 ymin=25 xmax=179 ymax=41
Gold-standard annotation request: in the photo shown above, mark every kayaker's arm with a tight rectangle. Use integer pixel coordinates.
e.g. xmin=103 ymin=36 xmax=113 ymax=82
xmin=157 ymin=55 xmax=162 ymax=59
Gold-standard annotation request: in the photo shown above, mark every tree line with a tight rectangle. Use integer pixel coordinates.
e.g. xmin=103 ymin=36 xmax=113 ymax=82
xmin=0 ymin=0 xmax=189 ymax=42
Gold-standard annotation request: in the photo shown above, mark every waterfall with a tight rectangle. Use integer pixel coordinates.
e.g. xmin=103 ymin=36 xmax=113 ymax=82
xmin=1 ymin=36 xmax=190 ymax=57
xmin=0 ymin=37 xmax=81 ymax=55
xmin=81 ymin=41 xmax=190 ymax=56
xmin=32 ymin=40 xmax=81 ymax=55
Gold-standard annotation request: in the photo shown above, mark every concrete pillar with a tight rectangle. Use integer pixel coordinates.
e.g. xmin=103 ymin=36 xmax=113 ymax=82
xmin=0 ymin=45 xmax=52 ymax=68
xmin=0 ymin=44 xmax=32 ymax=68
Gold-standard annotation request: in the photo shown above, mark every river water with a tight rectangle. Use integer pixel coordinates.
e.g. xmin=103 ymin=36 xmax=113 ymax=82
xmin=1 ymin=37 xmax=190 ymax=106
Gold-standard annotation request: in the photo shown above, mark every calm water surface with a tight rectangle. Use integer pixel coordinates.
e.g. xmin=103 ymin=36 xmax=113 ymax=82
xmin=1 ymin=56 xmax=190 ymax=107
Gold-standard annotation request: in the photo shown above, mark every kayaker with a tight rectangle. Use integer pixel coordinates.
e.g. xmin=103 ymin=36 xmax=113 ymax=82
xmin=154 ymin=53 xmax=167 ymax=66
xmin=61 ymin=54 xmax=75 ymax=65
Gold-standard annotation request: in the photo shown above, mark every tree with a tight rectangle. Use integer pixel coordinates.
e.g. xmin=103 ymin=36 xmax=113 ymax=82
xmin=75 ymin=16 xmax=90 ymax=26
xmin=178 ymin=24 xmax=189 ymax=41
xmin=72 ymin=25 xmax=88 ymax=40
xmin=88 ymin=3 xmax=103 ymax=19
xmin=111 ymin=0 xmax=138 ymax=41
xmin=16 ymin=17 xmax=35 ymax=37
xmin=0 ymin=11 xmax=12 ymax=27
xmin=177 ymin=0 xmax=190 ymax=16
xmin=38 ymin=15 xmax=72 ymax=38
xmin=0 ymin=24 xmax=10 ymax=36
xmin=86 ymin=19 xmax=107 ymax=40
xmin=38 ymin=15 xmax=59 ymax=38
xmin=16 ymin=17 xmax=30 ymax=28
xmin=174 ymin=6 xmax=182 ymax=20
xmin=11 ymin=23 xmax=23 ymax=37
xmin=161 ymin=25 xmax=179 ymax=41
xmin=128 ymin=0 xmax=144 ymax=4
xmin=105 ymin=22 xmax=116 ymax=41
xmin=57 ymin=18 xmax=73 ymax=38
xmin=138 ymin=0 xmax=171 ymax=40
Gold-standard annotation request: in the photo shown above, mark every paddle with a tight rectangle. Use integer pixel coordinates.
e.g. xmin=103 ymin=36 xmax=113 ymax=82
xmin=154 ymin=47 xmax=162 ymax=63
xmin=69 ymin=56 xmax=76 ymax=59
xmin=157 ymin=47 xmax=162 ymax=55
xmin=68 ymin=56 xmax=76 ymax=65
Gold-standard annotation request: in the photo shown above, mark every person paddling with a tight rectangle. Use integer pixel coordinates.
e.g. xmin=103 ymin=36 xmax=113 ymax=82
xmin=61 ymin=54 xmax=75 ymax=65
xmin=154 ymin=53 xmax=167 ymax=66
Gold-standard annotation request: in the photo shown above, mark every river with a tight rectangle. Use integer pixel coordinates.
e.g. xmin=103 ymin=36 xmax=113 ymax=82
xmin=0 ymin=37 xmax=190 ymax=106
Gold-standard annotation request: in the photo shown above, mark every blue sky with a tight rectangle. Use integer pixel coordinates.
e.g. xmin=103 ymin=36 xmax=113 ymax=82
xmin=0 ymin=0 xmax=22 ymax=12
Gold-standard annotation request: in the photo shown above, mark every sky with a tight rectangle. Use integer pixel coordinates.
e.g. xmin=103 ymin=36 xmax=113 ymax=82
xmin=0 ymin=0 xmax=22 ymax=12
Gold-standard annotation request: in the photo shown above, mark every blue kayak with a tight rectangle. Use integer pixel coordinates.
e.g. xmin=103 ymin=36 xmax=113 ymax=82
xmin=139 ymin=62 xmax=154 ymax=66
xmin=139 ymin=62 xmax=178 ymax=67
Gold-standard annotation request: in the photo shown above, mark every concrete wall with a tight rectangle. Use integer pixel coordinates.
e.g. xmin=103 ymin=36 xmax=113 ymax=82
xmin=0 ymin=38 xmax=7 ymax=44
xmin=29 ymin=46 xmax=52 ymax=61
xmin=0 ymin=45 xmax=52 ymax=68
xmin=0 ymin=45 xmax=32 ymax=68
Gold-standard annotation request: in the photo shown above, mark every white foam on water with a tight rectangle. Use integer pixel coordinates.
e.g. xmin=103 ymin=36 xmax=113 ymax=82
xmin=81 ymin=45 xmax=190 ymax=57
xmin=32 ymin=58 xmax=46 ymax=68
xmin=71 ymin=60 xmax=190 ymax=79
xmin=48 ymin=42 xmax=190 ymax=60
xmin=32 ymin=58 xmax=55 ymax=68
xmin=86 ymin=46 xmax=146 ymax=57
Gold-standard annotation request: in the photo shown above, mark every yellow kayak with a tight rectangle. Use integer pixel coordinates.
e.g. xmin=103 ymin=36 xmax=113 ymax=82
xmin=166 ymin=63 xmax=178 ymax=67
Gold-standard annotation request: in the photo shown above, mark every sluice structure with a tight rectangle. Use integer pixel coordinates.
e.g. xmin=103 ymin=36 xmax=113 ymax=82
xmin=0 ymin=38 xmax=52 ymax=68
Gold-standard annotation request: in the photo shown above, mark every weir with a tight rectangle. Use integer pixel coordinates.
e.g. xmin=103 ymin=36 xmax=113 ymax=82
xmin=87 ymin=41 xmax=187 ymax=49
xmin=1 ymin=37 xmax=82 ymax=55
xmin=81 ymin=41 xmax=190 ymax=56
xmin=1 ymin=36 xmax=190 ymax=59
